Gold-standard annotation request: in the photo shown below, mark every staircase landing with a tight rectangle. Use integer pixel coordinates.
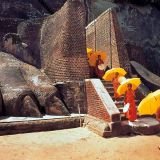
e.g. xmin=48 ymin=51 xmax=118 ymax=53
xmin=121 ymin=117 xmax=160 ymax=135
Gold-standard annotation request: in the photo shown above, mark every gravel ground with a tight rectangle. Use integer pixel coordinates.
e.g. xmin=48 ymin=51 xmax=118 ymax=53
xmin=0 ymin=127 xmax=159 ymax=160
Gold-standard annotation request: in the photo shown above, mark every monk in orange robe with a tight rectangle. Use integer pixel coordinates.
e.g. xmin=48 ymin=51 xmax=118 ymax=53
xmin=112 ymin=72 xmax=120 ymax=101
xmin=124 ymin=83 xmax=137 ymax=121
xmin=156 ymin=107 xmax=160 ymax=121
xmin=95 ymin=55 xmax=105 ymax=79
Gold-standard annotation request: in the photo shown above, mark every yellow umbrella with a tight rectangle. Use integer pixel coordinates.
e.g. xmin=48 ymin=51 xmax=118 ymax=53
xmin=103 ymin=68 xmax=127 ymax=81
xmin=86 ymin=48 xmax=93 ymax=58
xmin=88 ymin=50 xmax=107 ymax=67
xmin=117 ymin=78 xmax=141 ymax=95
xmin=138 ymin=90 xmax=160 ymax=115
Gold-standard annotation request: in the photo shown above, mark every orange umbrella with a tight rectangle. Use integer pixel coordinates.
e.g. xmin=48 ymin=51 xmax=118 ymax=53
xmin=138 ymin=90 xmax=160 ymax=115
xmin=117 ymin=78 xmax=141 ymax=95
xmin=103 ymin=68 xmax=127 ymax=81
xmin=88 ymin=50 xmax=107 ymax=67
xmin=86 ymin=48 xmax=93 ymax=58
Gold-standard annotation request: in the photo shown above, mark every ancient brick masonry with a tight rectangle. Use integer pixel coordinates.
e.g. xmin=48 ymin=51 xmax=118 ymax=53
xmin=40 ymin=0 xmax=90 ymax=82
xmin=85 ymin=79 xmax=120 ymax=122
xmin=86 ymin=9 xmax=131 ymax=74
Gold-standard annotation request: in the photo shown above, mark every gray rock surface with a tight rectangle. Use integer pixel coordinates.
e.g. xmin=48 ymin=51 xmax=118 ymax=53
xmin=56 ymin=81 xmax=87 ymax=114
xmin=0 ymin=52 xmax=69 ymax=117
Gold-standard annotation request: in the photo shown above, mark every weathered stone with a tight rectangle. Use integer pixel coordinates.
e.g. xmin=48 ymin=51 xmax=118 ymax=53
xmin=17 ymin=95 xmax=42 ymax=117
xmin=131 ymin=61 xmax=160 ymax=91
xmin=0 ymin=90 xmax=3 ymax=115
xmin=0 ymin=116 xmax=84 ymax=136
xmin=0 ymin=0 xmax=47 ymax=19
xmin=17 ymin=20 xmax=43 ymax=68
xmin=84 ymin=115 xmax=111 ymax=137
xmin=56 ymin=81 xmax=87 ymax=114
xmin=121 ymin=117 xmax=160 ymax=135
xmin=39 ymin=0 xmax=67 ymax=13
xmin=21 ymin=64 xmax=70 ymax=115
xmin=3 ymin=33 xmax=39 ymax=68
xmin=0 ymin=18 xmax=23 ymax=50
xmin=45 ymin=96 xmax=70 ymax=116
xmin=0 ymin=52 xmax=42 ymax=117
xmin=0 ymin=52 xmax=70 ymax=117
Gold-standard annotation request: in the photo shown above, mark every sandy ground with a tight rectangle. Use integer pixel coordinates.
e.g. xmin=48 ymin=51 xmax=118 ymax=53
xmin=0 ymin=127 xmax=159 ymax=160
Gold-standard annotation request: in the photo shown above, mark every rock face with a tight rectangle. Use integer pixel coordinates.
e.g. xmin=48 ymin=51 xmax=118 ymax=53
xmin=17 ymin=21 xmax=42 ymax=68
xmin=0 ymin=52 xmax=42 ymax=117
xmin=56 ymin=81 xmax=87 ymax=114
xmin=0 ymin=52 xmax=69 ymax=117
xmin=0 ymin=0 xmax=67 ymax=67
xmin=0 ymin=0 xmax=47 ymax=51
xmin=0 ymin=0 xmax=47 ymax=19
xmin=116 ymin=4 xmax=160 ymax=76
xmin=21 ymin=64 xmax=70 ymax=115
xmin=0 ymin=90 xmax=3 ymax=115
xmin=3 ymin=33 xmax=39 ymax=68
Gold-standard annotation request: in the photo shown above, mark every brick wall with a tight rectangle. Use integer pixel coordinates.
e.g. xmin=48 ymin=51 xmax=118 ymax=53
xmin=85 ymin=79 xmax=120 ymax=122
xmin=40 ymin=0 xmax=90 ymax=82
xmin=86 ymin=9 xmax=131 ymax=74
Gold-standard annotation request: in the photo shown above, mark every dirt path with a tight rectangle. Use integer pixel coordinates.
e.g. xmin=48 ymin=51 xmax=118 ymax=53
xmin=0 ymin=128 xmax=159 ymax=160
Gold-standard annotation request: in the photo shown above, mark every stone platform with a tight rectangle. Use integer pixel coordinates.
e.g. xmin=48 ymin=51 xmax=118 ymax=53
xmin=84 ymin=115 xmax=160 ymax=137
xmin=121 ymin=117 xmax=160 ymax=135
xmin=0 ymin=114 xmax=85 ymax=136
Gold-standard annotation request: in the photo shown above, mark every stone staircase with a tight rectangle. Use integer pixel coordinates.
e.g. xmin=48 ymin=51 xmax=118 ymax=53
xmin=101 ymin=80 xmax=140 ymax=121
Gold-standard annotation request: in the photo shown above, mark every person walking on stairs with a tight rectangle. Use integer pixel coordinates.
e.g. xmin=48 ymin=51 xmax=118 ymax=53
xmin=124 ymin=83 xmax=137 ymax=122
xmin=112 ymin=72 xmax=120 ymax=102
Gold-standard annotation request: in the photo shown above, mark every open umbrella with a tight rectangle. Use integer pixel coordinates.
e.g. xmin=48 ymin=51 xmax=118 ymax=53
xmin=88 ymin=50 xmax=107 ymax=67
xmin=117 ymin=78 xmax=141 ymax=96
xmin=103 ymin=68 xmax=127 ymax=81
xmin=86 ymin=48 xmax=93 ymax=58
xmin=138 ymin=90 xmax=160 ymax=115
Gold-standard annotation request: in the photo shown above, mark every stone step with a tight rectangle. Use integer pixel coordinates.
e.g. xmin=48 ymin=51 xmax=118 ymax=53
xmin=118 ymin=107 xmax=124 ymax=113
xmin=0 ymin=116 xmax=84 ymax=136
xmin=120 ymin=117 xmax=160 ymax=135
xmin=112 ymin=96 xmax=124 ymax=101
xmin=105 ymin=86 xmax=114 ymax=92
xmin=115 ymin=100 xmax=140 ymax=108
xmin=108 ymin=91 xmax=114 ymax=97
xmin=101 ymin=80 xmax=113 ymax=87
xmin=120 ymin=113 xmax=127 ymax=121
xmin=103 ymin=84 xmax=113 ymax=88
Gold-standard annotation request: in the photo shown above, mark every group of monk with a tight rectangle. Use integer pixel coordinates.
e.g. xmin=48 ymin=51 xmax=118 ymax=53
xmin=94 ymin=55 xmax=160 ymax=122
xmin=94 ymin=55 xmax=137 ymax=122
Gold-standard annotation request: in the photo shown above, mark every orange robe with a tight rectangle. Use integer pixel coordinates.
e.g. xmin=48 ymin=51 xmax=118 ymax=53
xmin=156 ymin=107 xmax=160 ymax=121
xmin=112 ymin=77 xmax=120 ymax=99
xmin=95 ymin=59 xmax=105 ymax=79
xmin=124 ymin=89 xmax=137 ymax=121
